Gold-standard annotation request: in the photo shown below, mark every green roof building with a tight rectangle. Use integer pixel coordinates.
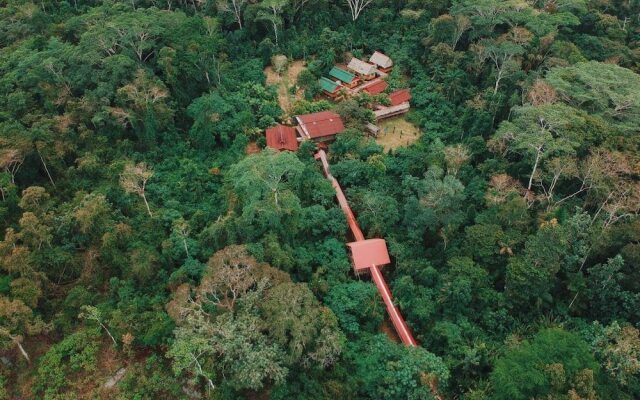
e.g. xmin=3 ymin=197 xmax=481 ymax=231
xmin=329 ymin=67 xmax=356 ymax=84
xmin=319 ymin=77 xmax=341 ymax=95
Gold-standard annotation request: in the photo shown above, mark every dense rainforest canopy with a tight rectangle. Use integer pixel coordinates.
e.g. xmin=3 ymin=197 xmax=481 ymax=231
xmin=0 ymin=0 xmax=639 ymax=399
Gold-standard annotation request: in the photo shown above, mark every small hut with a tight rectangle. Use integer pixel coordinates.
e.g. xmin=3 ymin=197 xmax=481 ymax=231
xmin=369 ymin=51 xmax=393 ymax=73
xmin=347 ymin=58 xmax=377 ymax=80
xmin=319 ymin=77 xmax=342 ymax=99
xmin=365 ymin=122 xmax=380 ymax=136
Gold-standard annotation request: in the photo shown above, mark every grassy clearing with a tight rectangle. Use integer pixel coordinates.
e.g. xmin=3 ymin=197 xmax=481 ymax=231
xmin=375 ymin=116 xmax=421 ymax=152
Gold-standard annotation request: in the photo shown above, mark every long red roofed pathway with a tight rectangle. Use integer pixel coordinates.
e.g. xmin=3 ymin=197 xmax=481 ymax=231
xmin=315 ymin=149 xmax=417 ymax=347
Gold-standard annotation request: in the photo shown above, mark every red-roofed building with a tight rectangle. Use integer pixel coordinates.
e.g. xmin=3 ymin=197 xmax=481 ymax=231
xmin=295 ymin=111 xmax=345 ymax=141
xmin=265 ymin=125 xmax=299 ymax=151
xmin=389 ymin=89 xmax=411 ymax=106
xmin=360 ymin=79 xmax=389 ymax=95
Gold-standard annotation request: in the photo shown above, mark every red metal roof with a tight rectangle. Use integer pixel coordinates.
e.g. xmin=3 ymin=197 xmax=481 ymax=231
xmin=265 ymin=125 xmax=299 ymax=151
xmin=361 ymin=79 xmax=389 ymax=95
xmin=346 ymin=239 xmax=391 ymax=272
xmin=296 ymin=111 xmax=345 ymax=139
xmin=389 ymin=89 xmax=411 ymax=106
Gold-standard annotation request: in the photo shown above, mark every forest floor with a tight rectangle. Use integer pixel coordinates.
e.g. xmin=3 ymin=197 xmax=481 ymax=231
xmin=264 ymin=60 xmax=306 ymax=115
xmin=375 ymin=116 xmax=421 ymax=151
xmin=380 ymin=319 xmax=401 ymax=343
xmin=245 ymin=141 xmax=261 ymax=155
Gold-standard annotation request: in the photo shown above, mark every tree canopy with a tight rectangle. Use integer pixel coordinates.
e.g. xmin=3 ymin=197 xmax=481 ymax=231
xmin=0 ymin=0 xmax=639 ymax=399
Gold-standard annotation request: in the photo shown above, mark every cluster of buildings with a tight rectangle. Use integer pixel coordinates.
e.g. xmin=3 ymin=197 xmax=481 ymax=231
xmin=319 ymin=51 xmax=397 ymax=99
xmin=265 ymin=110 xmax=345 ymax=151
xmin=265 ymin=51 xmax=412 ymax=152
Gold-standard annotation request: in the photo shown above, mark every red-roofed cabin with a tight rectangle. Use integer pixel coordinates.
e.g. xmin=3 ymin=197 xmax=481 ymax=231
xmin=361 ymin=79 xmax=389 ymax=95
xmin=346 ymin=239 xmax=391 ymax=273
xmin=295 ymin=111 xmax=345 ymax=142
xmin=265 ymin=125 xmax=299 ymax=151
xmin=389 ymin=89 xmax=411 ymax=106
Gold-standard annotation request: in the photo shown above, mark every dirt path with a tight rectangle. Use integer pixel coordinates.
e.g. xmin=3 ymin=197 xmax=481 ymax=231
xmin=264 ymin=60 xmax=306 ymax=116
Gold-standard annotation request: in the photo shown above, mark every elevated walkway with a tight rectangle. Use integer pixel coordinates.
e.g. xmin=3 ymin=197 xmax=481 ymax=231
xmin=315 ymin=149 xmax=417 ymax=347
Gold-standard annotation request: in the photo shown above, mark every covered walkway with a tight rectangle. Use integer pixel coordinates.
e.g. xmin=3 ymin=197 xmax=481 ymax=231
xmin=315 ymin=149 xmax=417 ymax=347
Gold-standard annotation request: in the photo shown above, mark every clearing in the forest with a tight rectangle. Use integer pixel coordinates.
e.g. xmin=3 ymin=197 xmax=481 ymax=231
xmin=264 ymin=60 xmax=306 ymax=115
xmin=375 ymin=116 xmax=421 ymax=151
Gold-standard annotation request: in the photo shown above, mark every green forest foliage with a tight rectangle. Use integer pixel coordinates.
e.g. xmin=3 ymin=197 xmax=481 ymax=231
xmin=1 ymin=0 xmax=639 ymax=399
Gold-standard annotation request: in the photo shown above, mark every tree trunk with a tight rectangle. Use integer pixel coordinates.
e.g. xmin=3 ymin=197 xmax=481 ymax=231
xmin=568 ymin=291 xmax=579 ymax=310
xmin=141 ymin=193 xmax=153 ymax=217
xmin=528 ymin=146 xmax=542 ymax=191
xmin=36 ymin=146 xmax=55 ymax=187
xmin=234 ymin=3 xmax=242 ymax=29
xmin=182 ymin=237 xmax=190 ymax=258
xmin=15 ymin=339 xmax=31 ymax=364
xmin=191 ymin=353 xmax=215 ymax=390
xmin=493 ymin=68 xmax=503 ymax=95
xmin=272 ymin=21 xmax=278 ymax=45
xmin=100 ymin=322 xmax=118 ymax=347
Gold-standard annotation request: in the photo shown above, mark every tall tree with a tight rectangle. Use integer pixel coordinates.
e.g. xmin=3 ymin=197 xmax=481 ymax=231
xmin=114 ymin=69 xmax=173 ymax=146
xmin=344 ymin=0 xmax=374 ymax=21
xmin=167 ymin=246 xmax=343 ymax=392
xmin=226 ymin=150 xmax=306 ymax=240
xmin=505 ymin=221 xmax=567 ymax=310
xmin=120 ymin=161 xmax=154 ymax=217
xmin=588 ymin=321 xmax=640 ymax=392
xmin=491 ymin=328 xmax=599 ymax=400
xmin=546 ymin=61 xmax=640 ymax=135
xmin=490 ymin=103 xmax=591 ymax=194
xmin=0 ymin=296 xmax=50 ymax=363
xmin=257 ymin=0 xmax=289 ymax=46
xmin=349 ymin=335 xmax=449 ymax=400
xmin=78 ymin=305 xmax=118 ymax=347
xmin=217 ymin=0 xmax=247 ymax=29
xmin=475 ymin=35 xmax=525 ymax=95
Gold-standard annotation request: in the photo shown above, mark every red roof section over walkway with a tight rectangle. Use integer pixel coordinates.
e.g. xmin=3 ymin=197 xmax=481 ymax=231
xmin=347 ymin=239 xmax=391 ymax=272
